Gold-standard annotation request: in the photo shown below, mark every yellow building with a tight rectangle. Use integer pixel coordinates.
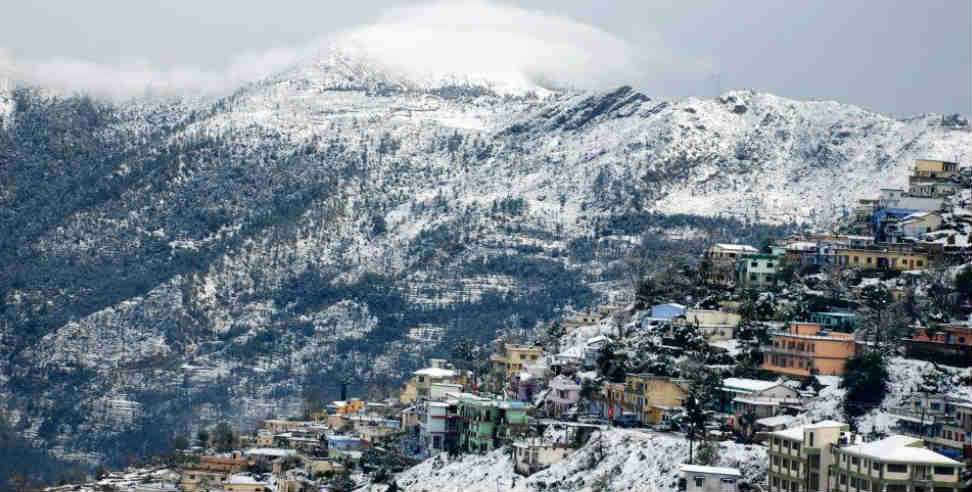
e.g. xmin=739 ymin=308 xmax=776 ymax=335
xmin=767 ymin=420 xmax=848 ymax=492
xmin=835 ymin=246 xmax=930 ymax=271
xmin=913 ymin=159 xmax=958 ymax=179
xmin=222 ymin=474 xmax=271 ymax=492
xmin=180 ymin=469 xmax=228 ymax=492
xmin=305 ymin=459 xmax=346 ymax=476
xmin=621 ymin=374 xmax=689 ymax=425
xmin=264 ymin=419 xmax=313 ymax=433
xmin=490 ymin=344 xmax=543 ymax=389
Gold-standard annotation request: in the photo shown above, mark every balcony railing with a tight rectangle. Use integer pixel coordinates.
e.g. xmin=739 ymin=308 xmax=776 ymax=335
xmin=761 ymin=345 xmax=814 ymax=357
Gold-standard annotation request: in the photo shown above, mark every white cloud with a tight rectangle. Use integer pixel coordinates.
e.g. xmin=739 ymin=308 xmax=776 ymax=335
xmin=0 ymin=0 xmax=702 ymax=99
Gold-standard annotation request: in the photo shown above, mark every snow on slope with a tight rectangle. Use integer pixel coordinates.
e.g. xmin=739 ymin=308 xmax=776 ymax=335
xmin=381 ymin=428 xmax=766 ymax=492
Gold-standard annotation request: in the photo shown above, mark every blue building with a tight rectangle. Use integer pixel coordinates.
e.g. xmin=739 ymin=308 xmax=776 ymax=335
xmin=650 ymin=303 xmax=686 ymax=320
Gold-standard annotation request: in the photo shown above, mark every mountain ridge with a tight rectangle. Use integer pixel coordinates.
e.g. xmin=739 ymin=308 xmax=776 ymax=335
xmin=0 ymin=51 xmax=968 ymax=468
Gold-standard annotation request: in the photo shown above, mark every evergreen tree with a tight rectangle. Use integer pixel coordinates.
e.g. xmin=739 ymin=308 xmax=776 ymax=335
xmin=840 ymin=352 xmax=890 ymax=428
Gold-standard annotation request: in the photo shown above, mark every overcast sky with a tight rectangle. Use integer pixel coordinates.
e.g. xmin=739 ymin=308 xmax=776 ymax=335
xmin=1 ymin=0 xmax=968 ymax=116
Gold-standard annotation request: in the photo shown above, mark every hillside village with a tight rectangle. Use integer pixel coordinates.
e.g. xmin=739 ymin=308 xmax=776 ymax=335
xmin=48 ymin=158 xmax=972 ymax=492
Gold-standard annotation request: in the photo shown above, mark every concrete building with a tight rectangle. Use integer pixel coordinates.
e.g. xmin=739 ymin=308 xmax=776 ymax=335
xmin=877 ymin=189 xmax=944 ymax=213
xmin=737 ymin=253 xmax=780 ymax=288
xmin=618 ymin=374 xmax=689 ymax=425
xmin=418 ymin=400 xmax=460 ymax=455
xmin=456 ymin=394 xmax=531 ymax=454
xmin=904 ymin=321 xmax=972 ymax=367
xmin=651 ymin=303 xmax=688 ymax=320
xmin=767 ymin=420 xmax=849 ymax=492
xmin=705 ymin=244 xmax=759 ymax=285
xmin=913 ymin=159 xmax=959 ymax=179
xmin=809 ymin=312 xmax=857 ymax=333
xmin=683 ymin=309 xmax=741 ymax=341
xmin=828 ymin=435 xmax=965 ymax=492
xmin=762 ymin=322 xmax=856 ymax=377
xmin=547 ymin=376 xmax=581 ymax=417
xmin=680 ymin=464 xmax=742 ymax=492
xmin=835 ymin=245 xmax=932 ymax=271
xmin=721 ymin=378 xmax=802 ymax=433
xmin=490 ymin=344 xmax=543 ymax=392
xmin=513 ymin=438 xmax=572 ymax=475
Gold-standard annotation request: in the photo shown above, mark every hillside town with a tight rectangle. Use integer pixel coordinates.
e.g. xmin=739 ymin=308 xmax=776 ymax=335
xmin=53 ymin=158 xmax=972 ymax=492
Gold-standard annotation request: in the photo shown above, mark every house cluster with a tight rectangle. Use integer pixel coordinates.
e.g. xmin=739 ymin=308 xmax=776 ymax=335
xmin=180 ymin=396 xmax=400 ymax=491
xmin=766 ymin=420 xmax=967 ymax=492
xmin=850 ymin=159 xmax=968 ymax=249
xmin=398 ymin=356 xmax=533 ymax=459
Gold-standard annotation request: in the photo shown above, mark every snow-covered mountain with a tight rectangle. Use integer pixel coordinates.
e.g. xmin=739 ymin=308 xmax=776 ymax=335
xmin=0 ymin=45 xmax=968 ymax=467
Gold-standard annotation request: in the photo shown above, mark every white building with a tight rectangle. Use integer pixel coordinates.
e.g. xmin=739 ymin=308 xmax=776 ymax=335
xmin=680 ymin=464 xmax=741 ymax=492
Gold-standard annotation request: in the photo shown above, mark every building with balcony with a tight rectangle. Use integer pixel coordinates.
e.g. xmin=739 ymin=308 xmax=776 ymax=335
xmin=617 ymin=374 xmax=688 ymax=425
xmin=809 ymin=312 xmax=857 ymax=333
xmin=721 ymin=378 xmax=802 ymax=433
xmin=913 ymin=159 xmax=959 ymax=179
xmin=828 ymin=434 xmax=965 ymax=492
xmin=704 ymin=244 xmax=758 ymax=285
xmin=737 ymin=253 xmax=780 ymax=288
xmin=887 ymin=395 xmax=971 ymax=461
xmin=835 ymin=244 xmax=933 ymax=271
xmin=762 ymin=323 xmax=857 ymax=377
xmin=456 ymin=394 xmax=531 ymax=454
xmin=490 ymin=344 xmax=544 ymax=392
xmin=546 ymin=376 xmax=581 ymax=417
xmin=903 ymin=321 xmax=972 ymax=368
xmin=418 ymin=400 xmax=460 ymax=456
xmin=767 ymin=420 xmax=849 ymax=492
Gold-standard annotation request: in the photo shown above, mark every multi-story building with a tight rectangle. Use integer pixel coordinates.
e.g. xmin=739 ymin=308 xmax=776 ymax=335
xmin=767 ymin=420 xmax=849 ymax=492
xmin=705 ymin=244 xmax=759 ymax=285
xmin=828 ymin=434 xmax=965 ymax=492
xmin=912 ymin=159 xmax=959 ymax=179
xmin=619 ymin=374 xmax=689 ymax=425
xmin=737 ymin=253 xmax=780 ymax=288
xmin=456 ymin=394 xmax=531 ymax=454
xmin=490 ymin=344 xmax=544 ymax=392
xmin=721 ymin=378 xmax=802 ymax=433
xmin=887 ymin=395 xmax=971 ymax=460
xmin=834 ymin=244 xmax=933 ymax=271
xmin=903 ymin=320 xmax=972 ymax=368
xmin=809 ymin=312 xmax=857 ymax=333
xmin=761 ymin=322 xmax=856 ymax=377
xmin=417 ymin=399 xmax=460 ymax=456
xmin=547 ymin=376 xmax=581 ymax=417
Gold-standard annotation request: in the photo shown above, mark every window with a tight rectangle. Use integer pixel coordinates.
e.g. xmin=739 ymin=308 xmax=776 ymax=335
xmin=866 ymin=257 xmax=872 ymax=264
xmin=808 ymin=432 xmax=814 ymax=446
xmin=861 ymin=480 xmax=870 ymax=491
xmin=872 ymin=461 xmax=880 ymax=471
xmin=840 ymin=474 xmax=847 ymax=485
xmin=695 ymin=477 xmax=705 ymax=488
xmin=851 ymin=457 xmax=859 ymax=466
xmin=722 ymin=479 xmax=736 ymax=485
xmin=783 ymin=459 xmax=789 ymax=470
xmin=773 ymin=477 xmax=780 ymax=488
xmin=933 ymin=466 xmax=953 ymax=475
xmin=773 ymin=456 xmax=781 ymax=467
xmin=887 ymin=464 xmax=907 ymax=473
xmin=916 ymin=261 xmax=923 ymax=267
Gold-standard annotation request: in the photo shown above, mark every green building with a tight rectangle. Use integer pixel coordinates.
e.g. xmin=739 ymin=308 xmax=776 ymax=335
xmin=456 ymin=395 xmax=531 ymax=454
xmin=810 ymin=311 xmax=857 ymax=332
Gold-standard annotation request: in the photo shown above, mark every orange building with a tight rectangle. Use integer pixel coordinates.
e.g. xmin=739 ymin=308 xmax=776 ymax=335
xmin=761 ymin=322 xmax=856 ymax=377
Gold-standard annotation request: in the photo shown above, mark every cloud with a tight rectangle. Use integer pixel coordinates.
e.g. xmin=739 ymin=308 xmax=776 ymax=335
xmin=0 ymin=0 xmax=702 ymax=99
xmin=335 ymin=0 xmax=650 ymax=92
